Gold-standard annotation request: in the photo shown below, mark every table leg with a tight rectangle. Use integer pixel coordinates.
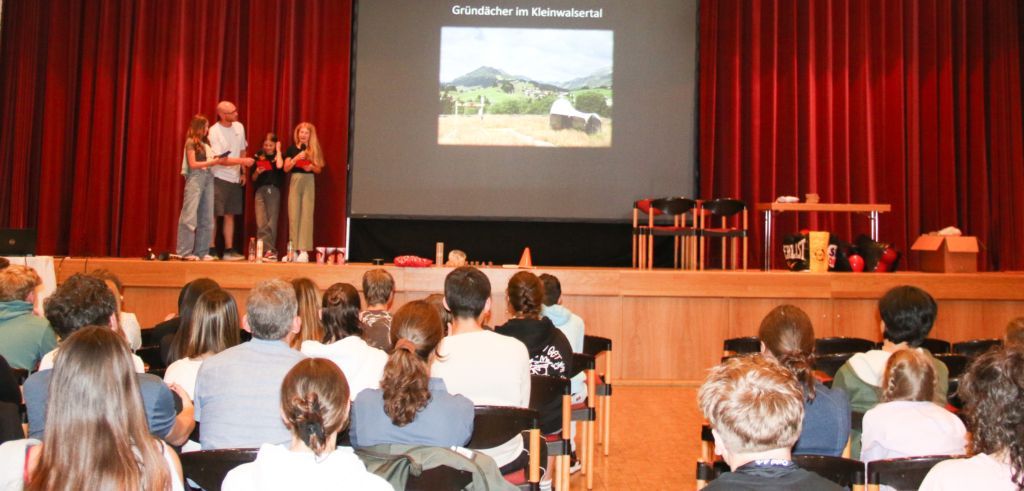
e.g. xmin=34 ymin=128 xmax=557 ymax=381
xmin=762 ymin=210 xmax=773 ymax=271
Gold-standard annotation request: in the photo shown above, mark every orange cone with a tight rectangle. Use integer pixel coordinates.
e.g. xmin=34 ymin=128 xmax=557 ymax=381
xmin=518 ymin=247 xmax=533 ymax=268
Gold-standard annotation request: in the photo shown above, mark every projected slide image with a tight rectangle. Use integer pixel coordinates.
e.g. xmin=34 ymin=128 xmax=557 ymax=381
xmin=438 ymin=27 xmax=613 ymax=147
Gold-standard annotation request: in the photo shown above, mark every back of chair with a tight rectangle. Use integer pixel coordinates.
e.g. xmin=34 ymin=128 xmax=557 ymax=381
xmin=10 ymin=368 xmax=28 ymax=386
xmin=952 ymin=338 xmax=1002 ymax=359
xmin=947 ymin=378 xmax=963 ymax=410
xmin=867 ymin=455 xmax=958 ymax=490
xmin=529 ymin=375 xmax=570 ymax=413
xmin=180 ymin=448 xmax=259 ymax=491
xmin=571 ymin=352 xmax=596 ymax=378
xmin=919 ymin=338 xmax=952 ymax=354
xmin=722 ymin=336 xmax=761 ymax=355
xmin=649 ymin=197 xmax=697 ymax=218
xmin=467 ymin=406 xmax=540 ymax=450
xmin=793 ymin=454 xmax=865 ymax=489
xmin=933 ymin=353 xmax=968 ymax=378
xmin=583 ymin=335 xmax=612 ymax=357
xmin=816 ymin=337 xmax=876 ymax=355
xmin=814 ymin=353 xmax=854 ymax=379
xmin=136 ymin=345 xmax=165 ymax=371
xmin=701 ymin=198 xmax=746 ymax=218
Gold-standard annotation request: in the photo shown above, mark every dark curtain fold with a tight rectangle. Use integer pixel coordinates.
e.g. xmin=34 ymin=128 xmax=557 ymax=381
xmin=0 ymin=0 xmax=351 ymax=257
xmin=699 ymin=0 xmax=1024 ymax=270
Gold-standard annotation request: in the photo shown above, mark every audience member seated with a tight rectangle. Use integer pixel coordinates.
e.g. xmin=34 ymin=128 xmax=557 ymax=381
xmin=89 ymin=269 xmax=144 ymax=351
xmin=0 ymin=327 xmax=184 ymax=490
xmin=699 ymin=355 xmax=842 ymax=490
xmin=432 ymin=267 xmax=531 ymax=473
xmin=194 ymin=279 xmax=306 ymax=449
xmin=150 ymin=278 xmax=220 ymax=363
xmin=288 ymin=277 xmax=323 ymax=349
xmin=861 ymin=349 xmax=966 ymax=462
xmin=24 ymin=274 xmax=194 ymax=446
xmin=920 ymin=346 xmax=1024 ymax=490
xmin=163 ymin=288 xmax=240 ymax=452
xmin=0 ymin=355 xmax=19 ymax=405
xmin=424 ymin=293 xmax=452 ymax=335
xmin=0 ymin=265 xmax=57 ymax=371
xmin=1005 ymin=317 xmax=1024 ymax=349
xmin=301 ymin=283 xmax=387 ymax=400
xmin=222 ymin=358 xmax=390 ymax=490
xmin=350 ymin=300 xmax=473 ymax=448
xmin=759 ymin=305 xmax=850 ymax=456
xmin=496 ymin=271 xmax=572 ymax=436
xmin=832 ymin=285 xmax=949 ymax=457
xmin=359 ymin=268 xmax=396 ymax=351
xmin=539 ymin=273 xmax=587 ymax=403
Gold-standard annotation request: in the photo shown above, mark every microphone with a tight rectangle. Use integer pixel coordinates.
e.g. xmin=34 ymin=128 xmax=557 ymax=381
xmin=299 ymin=143 xmax=308 ymax=151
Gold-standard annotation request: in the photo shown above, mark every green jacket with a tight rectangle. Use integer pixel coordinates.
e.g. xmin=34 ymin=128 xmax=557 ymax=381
xmin=832 ymin=348 xmax=949 ymax=458
xmin=355 ymin=443 xmax=518 ymax=491
xmin=0 ymin=301 xmax=57 ymax=371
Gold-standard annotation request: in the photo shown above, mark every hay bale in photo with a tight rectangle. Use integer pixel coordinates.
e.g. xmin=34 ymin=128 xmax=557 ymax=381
xmin=549 ymin=98 xmax=603 ymax=134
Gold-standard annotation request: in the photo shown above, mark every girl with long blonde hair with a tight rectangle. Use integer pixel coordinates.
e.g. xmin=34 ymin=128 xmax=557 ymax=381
xmin=283 ymin=122 xmax=325 ymax=261
xmin=289 ymin=278 xmax=323 ymax=349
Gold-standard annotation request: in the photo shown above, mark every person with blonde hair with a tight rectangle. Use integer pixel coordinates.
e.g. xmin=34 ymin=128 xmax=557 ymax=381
xmin=0 ymin=327 xmax=184 ymax=490
xmin=0 ymin=265 xmax=56 ymax=370
xmin=860 ymin=348 xmax=966 ymax=463
xmin=284 ymin=122 xmax=325 ymax=262
xmin=289 ymin=278 xmax=324 ymax=349
xmin=222 ymin=358 xmax=390 ymax=490
xmin=698 ymin=355 xmax=841 ymax=490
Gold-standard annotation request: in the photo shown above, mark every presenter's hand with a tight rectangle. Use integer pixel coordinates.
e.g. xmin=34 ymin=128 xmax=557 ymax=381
xmin=295 ymin=151 xmax=308 ymax=161
xmin=240 ymin=157 xmax=255 ymax=167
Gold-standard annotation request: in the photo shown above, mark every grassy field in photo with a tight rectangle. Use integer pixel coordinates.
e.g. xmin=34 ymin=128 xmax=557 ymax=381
xmin=438 ymin=114 xmax=612 ymax=147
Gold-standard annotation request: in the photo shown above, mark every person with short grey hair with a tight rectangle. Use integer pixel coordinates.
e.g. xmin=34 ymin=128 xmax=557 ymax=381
xmin=194 ymin=279 xmax=306 ymax=449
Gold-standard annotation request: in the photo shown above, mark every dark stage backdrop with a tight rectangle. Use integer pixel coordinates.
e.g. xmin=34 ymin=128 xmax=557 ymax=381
xmin=699 ymin=0 xmax=1024 ymax=270
xmin=0 ymin=0 xmax=351 ymax=257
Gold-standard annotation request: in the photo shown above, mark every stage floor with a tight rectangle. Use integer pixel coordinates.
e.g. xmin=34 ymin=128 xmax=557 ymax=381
xmin=58 ymin=258 xmax=1024 ymax=382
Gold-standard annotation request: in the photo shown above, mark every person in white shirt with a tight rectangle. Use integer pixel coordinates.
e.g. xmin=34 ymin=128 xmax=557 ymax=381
xmin=861 ymin=349 xmax=966 ymax=463
xmin=222 ymin=358 xmax=390 ymax=491
xmin=920 ymin=347 xmax=1024 ymax=491
xmin=431 ymin=267 xmax=531 ymax=473
xmin=300 ymin=283 xmax=387 ymax=400
xmin=207 ymin=100 xmax=252 ymax=261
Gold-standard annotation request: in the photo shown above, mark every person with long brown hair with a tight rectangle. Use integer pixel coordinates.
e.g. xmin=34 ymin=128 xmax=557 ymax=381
xmin=0 ymin=327 xmax=184 ymax=490
xmin=283 ymin=122 xmax=325 ymax=262
xmin=349 ymin=300 xmax=473 ymax=448
xmin=222 ymin=358 xmax=389 ymax=490
xmin=301 ymin=283 xmax=387 ymax=399
xmin=175 ymin=114 xmax=227 ymax=261
xmin=920 ymin=347 xmax=1024 ymax=490
xmin=860 ymin=349 xmax=966 ymax=463
xmin=758 ymin=305 xmax=850 ymax=456
xmin=289 ymin=278 xmax=324 ymax=349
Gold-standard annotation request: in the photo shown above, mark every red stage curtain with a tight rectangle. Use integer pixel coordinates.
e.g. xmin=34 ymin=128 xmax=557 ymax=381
xmin=0 ymin=0 xmax=351 ymax=257
xmin=699 ymin=0 xmax=1024 ymax=270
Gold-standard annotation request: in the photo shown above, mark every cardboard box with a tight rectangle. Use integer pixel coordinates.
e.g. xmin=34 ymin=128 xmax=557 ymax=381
xmin=911 ymin=235 xmax=979 ymax=273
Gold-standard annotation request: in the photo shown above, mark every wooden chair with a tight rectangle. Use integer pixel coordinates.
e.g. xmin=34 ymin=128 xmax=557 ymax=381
xmin=866 ymin=455 xmax=959 ymax=490
xmin=180 ymin=448 xmax=258 ymax=491
xmin=632 ymin=198 xmax=663 ymax=268
xmin=467 ymin=406 xmax=543 ymax=491
xmin=814 ymin=353 xmax=854 ymax=383
xmin=793 ymin=454 xmax=866 ymax=490
xmin=815 ymin=337 xmax=876 ymax=355
xmin=530 ymin=375 xmax=572 ymax=491
xmin=952 ymin=338 xmax=1002 ymax=359
xmin=722 ymin=336 xmax=761 ymax=357
xmin=933 ymin=353 xmax=969 ymax=379
xmin=642 ymin=197 xmax=700 ymax=270
xmin=694 ymin=460 xmax=729 ymax=489
xmin=582 ymin=335 xmax=612 ymax=456
xmin=919 ymin=338 xmax=952 ymax=354
xmin=137 ymin=345 xmax=165 ymax=372
xmin=698 ymin=198 xmax=748 ymax=270
xmin=570 ymin=353 xmax=597 ymax=490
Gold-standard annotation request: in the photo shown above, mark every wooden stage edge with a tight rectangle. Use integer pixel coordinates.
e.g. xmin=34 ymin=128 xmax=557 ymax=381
xmin=58 ymin=259 xmax=1024 ymax=382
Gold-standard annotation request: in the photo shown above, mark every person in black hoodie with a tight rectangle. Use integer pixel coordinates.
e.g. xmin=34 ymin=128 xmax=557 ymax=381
xmin=496 ymin=271 xmax=572 ymax=435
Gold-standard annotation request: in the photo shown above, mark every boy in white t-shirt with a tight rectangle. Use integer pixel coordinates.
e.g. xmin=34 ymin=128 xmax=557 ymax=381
xmin=431 ymin=267 xmax=531 ymax=473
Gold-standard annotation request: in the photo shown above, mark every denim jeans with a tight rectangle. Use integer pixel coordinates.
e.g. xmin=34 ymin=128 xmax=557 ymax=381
xmin=254 ymin=185 xmax=281 ymax=253
xmin=176 ymin=169 xmax=214 ymax=257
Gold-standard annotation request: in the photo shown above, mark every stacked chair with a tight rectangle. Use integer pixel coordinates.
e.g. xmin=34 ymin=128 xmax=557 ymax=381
xmin=633 ymin=197 xmax=749 ymax=270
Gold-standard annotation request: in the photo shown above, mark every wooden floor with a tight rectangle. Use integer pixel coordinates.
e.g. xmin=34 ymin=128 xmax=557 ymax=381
xmin=568 ymin=384 xmax=702 ymax=490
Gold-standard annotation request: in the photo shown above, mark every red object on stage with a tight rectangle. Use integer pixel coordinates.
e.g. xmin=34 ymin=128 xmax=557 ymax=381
xmin=848 ymin=254 xmax=865 ymax=273
xmin=393 ymin=255 xmax=433 ymax=267
xmin=880 ymin=247 xmax=898 ymax=265
xmin=875 ymin=261 xmax=889 ymax=273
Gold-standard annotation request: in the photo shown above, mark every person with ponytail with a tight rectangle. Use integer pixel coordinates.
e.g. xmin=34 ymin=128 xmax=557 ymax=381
xmin=349 ymin=300 xmax=473 ymax=448
xmin=759 ymin=305 xmax=850 ymax=456
xmin=0 ymin=327 xmax=184 ymax=490
xmin=300 ymin=283 xmax=387 ymax=400
xmin=495 ymin=271 xmax=572 ymax=435
xmin=222 ymin=358 xmax=390 ymax=490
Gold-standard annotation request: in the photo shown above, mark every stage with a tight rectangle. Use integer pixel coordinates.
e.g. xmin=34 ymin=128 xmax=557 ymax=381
xmin=56 ymin=258 xmax=1024 ymax=383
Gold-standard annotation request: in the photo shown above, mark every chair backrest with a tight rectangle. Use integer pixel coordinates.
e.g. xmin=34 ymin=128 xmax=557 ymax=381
xmin=815 ymin=337 xmax=876 ymax=355
xmin=814 ymin=353 xmax=854 ymax=378
xmin=919 ymin=338 xmax=952 ymax=354
xmin=793 ymin=454 xmax=865 ymax=488
xmin=467 ymin=406 xmax=540 ymax=450
xmin=947 ymin=378 xmax=963 ymax=410
xmin=407 ymin=465 xmax=474 ymax=491
xmin=649 ymin=197 xmax=697 ymax=217
xmin=179 ymin=448 xmax=259 ymax=491
xmin=634 ymin=198 xmax=665 ymax=217
xmin=529 ymin=375 xmax=570 ymax=411
xmin=701 ymin=198 xmax=746 ymax=217
xmin=582 ymin=335 xmax=612 ymax=356
xmin=933 ymin=354 xmax=969 ymax=378
xmin=571 ymin=352 xmax=596 ymax=378
xmin=136 ymin=345 xmax=165 ymax=371
xmin=952 ymin=339 xmax=1002 ymax=359
xmin=10 ymin=368 xmax=28 ymax=386
xmin=722 ymin=336 xmax=761 ymax=354
xmin=867 ymin=455 xmax=959 ymax=489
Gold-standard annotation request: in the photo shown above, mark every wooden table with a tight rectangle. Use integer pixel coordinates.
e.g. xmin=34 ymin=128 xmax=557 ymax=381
xmin=755 ymin=203 xmax=892 ymax=270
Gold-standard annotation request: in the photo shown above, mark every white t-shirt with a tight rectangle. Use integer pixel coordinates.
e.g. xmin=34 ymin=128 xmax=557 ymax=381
xmin=222 ymin=443 xmax=391 ymax=491
xmin=920 ymin=453 xmax=1018 ymax=491
xmin=207 ymin=121 xmax=247 ymax=182
xmin=861 ymin=400 xmax=967 ymax=462
xmin=300 ymin=338 xmax=388 ymax=401
xmin=121 ymin=312 xmax=142 ymax=351
xmin=163 ymin=357 xmax=204 ymax=400
xmin=431 ymin=329 xmax=531 ymax=468
xmin=40 ymin=348 xmax=146 ymax=373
